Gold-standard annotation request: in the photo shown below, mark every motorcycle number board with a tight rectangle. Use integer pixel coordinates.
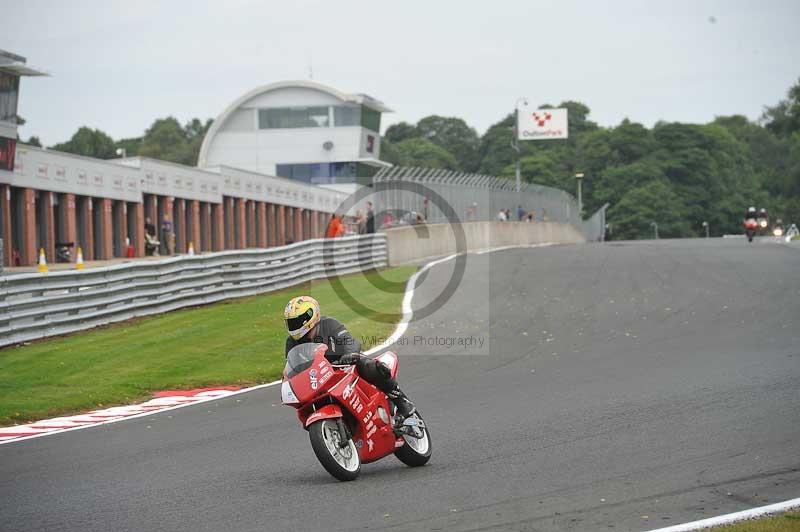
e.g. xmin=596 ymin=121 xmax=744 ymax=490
xmin=518 ymin=107 xmax=568 ymax=140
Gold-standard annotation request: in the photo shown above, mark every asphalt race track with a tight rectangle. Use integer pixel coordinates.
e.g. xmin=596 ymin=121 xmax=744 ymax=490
xmin=2 ymin=239 xmax=799 ymax=532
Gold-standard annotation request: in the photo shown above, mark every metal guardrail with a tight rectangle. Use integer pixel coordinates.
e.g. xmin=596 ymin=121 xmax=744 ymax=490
xmin=0 ymin=234 xmax=387 ymax=348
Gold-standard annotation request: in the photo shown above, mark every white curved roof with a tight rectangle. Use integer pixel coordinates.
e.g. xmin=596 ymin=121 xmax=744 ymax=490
xmin=198 ymin=80 xmax=391 ymax=168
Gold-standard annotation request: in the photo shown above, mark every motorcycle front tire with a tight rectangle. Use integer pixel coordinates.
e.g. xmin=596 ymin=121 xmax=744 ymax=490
xmin=308 ymin=419 xmax=361 ymax=481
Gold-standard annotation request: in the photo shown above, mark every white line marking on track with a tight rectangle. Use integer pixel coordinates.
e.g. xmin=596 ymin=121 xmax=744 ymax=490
xmin=475 ymin=242 xmax=555 ymax=255
xmin=643 ymin=497 xmax=800 ymax=532
xmin=363 ymin=253 xmax=458 ymax=356
xmin=0 ymin=382 xmax=280 ymax=446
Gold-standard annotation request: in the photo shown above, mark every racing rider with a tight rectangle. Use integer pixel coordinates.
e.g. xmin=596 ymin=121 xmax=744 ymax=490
xmin=284 ymin=296 xmax=416 ymax=420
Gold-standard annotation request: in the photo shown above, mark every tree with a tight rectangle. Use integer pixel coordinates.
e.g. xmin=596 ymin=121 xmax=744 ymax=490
xmin=115 ymin=137 xmax=143 ymax=158
xmin=51 ymin=127 xmax=117 ymax=159
xmin=607 ymin=180 xmax=690 ymax=240
xmin=137 ymin=117 xmax=212 ymax=165
xmin=593 ymin=161 xmax=665 ymax=208
xmin=384 ymin=122 xmax=418 ymax=143
xmin=477 ymin=114 xmax=516 ymax=175
xmin=416 ymin=115 xmax=481 ymax=171
xmin=391 ymin=137 xmax=458 ymax=170
xmin=503 ymin=152 xmax=562 ymax=188
xmin=379 ymin=138 xmax=400 ymax=165
xmin=25 ymin=136 xmax=42 ymax=147
xmin=608 ymin=120 xmax=655 ymax=166
xmin=762 ymin=77 xmax=800 ymax=138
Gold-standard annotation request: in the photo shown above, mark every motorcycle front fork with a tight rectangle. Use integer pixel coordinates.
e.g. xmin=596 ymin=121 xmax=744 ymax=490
xmin=336 ymin=418 xmax=352 ymax=448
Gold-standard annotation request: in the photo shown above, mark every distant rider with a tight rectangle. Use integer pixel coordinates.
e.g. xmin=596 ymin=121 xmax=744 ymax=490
xmin=744 ymin=206 xmax=758 ymax=221
xmin=283 ymin=296 xmax=416 ymax=419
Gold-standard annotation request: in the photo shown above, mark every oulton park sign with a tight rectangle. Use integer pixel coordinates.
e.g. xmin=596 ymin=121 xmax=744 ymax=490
xmin=518 ymin=107 xmax=569 ymax=140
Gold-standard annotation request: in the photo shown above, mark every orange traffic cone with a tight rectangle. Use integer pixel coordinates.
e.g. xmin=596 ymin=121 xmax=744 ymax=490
xmin=188 ymin=241 xmax=195 ymax=256
xmin=75 ymin=246 xmax=85 ymax=270
xmin=37 ymin=248 xmax=48 ymax=273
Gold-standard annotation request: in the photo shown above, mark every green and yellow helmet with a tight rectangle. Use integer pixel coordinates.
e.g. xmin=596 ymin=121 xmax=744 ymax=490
xmin=284 ymin=296 xmax=321 ymax=340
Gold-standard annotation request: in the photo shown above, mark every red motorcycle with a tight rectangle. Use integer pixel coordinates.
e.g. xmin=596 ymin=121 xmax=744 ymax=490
xmin=281 ymin=343 xmax=432 ymax=481
xmin=744 ymin=218 xmax=758 ymax=242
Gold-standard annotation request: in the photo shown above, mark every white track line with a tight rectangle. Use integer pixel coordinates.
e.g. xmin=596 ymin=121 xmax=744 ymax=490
xmin=644 ymin=497 xmax=800 ymax=531
xmin=0 ymin=382 xmax=280 ymax=446
xmin=475 ymin=242 xmax=555 ymax=255
xmin=363 ymin=253 xmax=457 ymax=356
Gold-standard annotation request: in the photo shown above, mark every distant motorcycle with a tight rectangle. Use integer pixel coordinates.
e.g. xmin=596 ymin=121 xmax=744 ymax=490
xmin=744 ymin=218 xmax=758 ymax=243
xmin=281 ymin=343 xmax=432 ymax=481
xmin=757 ymin=217 xmax=769 ymax=235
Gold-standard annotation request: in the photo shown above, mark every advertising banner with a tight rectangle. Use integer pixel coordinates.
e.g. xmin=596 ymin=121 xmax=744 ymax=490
xmin=517 ymin=107 xmax=568 ymax=140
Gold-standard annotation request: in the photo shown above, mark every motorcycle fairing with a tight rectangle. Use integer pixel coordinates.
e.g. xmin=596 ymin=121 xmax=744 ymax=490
xmin=376 ymin=351 xmax=399 ymax=379
xmin=304 ymin=403 xmax=344 ymax=427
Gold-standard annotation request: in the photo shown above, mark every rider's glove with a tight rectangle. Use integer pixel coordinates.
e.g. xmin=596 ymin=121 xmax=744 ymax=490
xmin=336 ymin=353 xmax=361 ymax=366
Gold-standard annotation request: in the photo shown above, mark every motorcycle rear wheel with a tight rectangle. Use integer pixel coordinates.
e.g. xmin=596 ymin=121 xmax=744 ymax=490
xmin=309 ymin=419 xmax=361 ymax=481
xmin=395 ymin=412 xmax=432 ymax=467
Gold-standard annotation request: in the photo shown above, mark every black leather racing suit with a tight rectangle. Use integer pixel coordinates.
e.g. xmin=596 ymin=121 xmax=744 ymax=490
xmin=285 ymin=316 xmax=398 ymax=397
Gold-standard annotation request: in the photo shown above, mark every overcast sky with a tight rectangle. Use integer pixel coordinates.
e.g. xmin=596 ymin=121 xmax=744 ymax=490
xmin=5 ymin=0 xmax=799 ymax=146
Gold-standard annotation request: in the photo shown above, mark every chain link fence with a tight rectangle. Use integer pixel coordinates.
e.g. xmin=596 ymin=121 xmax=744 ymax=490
xmin=371 ymin=167 xmax=607 ymax=241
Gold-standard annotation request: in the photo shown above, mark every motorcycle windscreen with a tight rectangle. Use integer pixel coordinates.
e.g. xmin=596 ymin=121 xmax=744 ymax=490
xmin=285 ymin=343 xmax=326 ymax=378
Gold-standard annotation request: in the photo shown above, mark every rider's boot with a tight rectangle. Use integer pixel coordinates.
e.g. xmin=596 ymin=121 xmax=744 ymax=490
xmin=387 ymin=386 xmax=416 ymax=420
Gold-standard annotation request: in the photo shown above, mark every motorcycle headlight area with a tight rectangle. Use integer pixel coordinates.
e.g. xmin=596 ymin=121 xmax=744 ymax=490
xmin=281 ymin=380 xmax=300 ymax=404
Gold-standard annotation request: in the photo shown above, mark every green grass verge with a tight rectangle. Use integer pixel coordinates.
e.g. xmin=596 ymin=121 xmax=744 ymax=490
xmin=708 ymin=512 xmax=800 ymax=531
xmin=0 ymin=266 xmax=416 ymax=426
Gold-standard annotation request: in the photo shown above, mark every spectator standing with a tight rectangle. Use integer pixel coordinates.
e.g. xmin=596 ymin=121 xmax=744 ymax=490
xmin=365 ymin=201 xmax=375 ymax=234
xmin=144 ymin=217 xmax=156 ymax=238
xmin=325 ymin=214 xmax=345 ymax=238
xmin=144 ymin=216 xmax=159 ymax=256
xmin=517 ymin=205 xmax=526 ymax=221
xmin=161 ymin=218 xmax=174 ymax=255
xmin=356 ymin=210 xmax=366 ymax=234
xmin=497 ymin=209 xmax=507 ymax=221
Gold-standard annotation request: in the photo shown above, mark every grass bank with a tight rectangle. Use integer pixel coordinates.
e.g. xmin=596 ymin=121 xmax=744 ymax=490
xmin=0 ymin=266 xmax=416 ymax=426
xmin=710 ymin=511 xmax=800 ymax=531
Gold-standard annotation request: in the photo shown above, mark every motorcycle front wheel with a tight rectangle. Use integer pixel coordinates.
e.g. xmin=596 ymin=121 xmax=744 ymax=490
xmin=394 ymin=411 xmax=432 ymax=467
xmin=309 ymin=419 xmax=361 ymax=481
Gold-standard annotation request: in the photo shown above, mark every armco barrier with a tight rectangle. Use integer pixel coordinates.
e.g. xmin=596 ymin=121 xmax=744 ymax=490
xmin=383 ymin=221 xmax=585 ymax=265
xmin=0 ymin=234 xmax=386 ymax=348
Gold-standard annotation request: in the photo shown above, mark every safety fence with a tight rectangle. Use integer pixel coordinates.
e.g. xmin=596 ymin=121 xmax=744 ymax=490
xmin=0 ymin=234 xmax=386 ymax=348
xmin=582 ymin=203 xmax=609 ymax=243
xmin=371 ymin=167 xmax=607 ymax=241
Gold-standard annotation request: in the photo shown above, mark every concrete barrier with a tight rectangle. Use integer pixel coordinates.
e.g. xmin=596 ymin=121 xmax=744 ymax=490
xmin=383 ymin=221 xmax=585 ymax=265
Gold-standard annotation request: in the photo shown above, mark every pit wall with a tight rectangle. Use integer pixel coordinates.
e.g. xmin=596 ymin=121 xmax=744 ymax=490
xmin=383 ymin=221 xmax=585 ymax=265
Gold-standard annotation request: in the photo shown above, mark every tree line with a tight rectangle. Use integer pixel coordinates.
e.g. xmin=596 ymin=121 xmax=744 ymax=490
xmin=24 ymin=117 xmax=213 ymax=168
xmin=32 ymin=78 xmax=799 ymax=239
xmin=381 ymin=78 xmax=800 ymax=239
